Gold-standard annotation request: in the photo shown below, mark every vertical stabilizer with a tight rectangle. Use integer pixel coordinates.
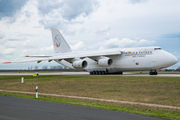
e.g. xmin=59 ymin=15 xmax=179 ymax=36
xmin=51 ymin=28 xmax=72 ymax=53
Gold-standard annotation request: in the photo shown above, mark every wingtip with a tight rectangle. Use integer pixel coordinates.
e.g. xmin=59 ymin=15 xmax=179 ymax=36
xmin=25 ymin=55 xmax=29 ymax=57
xmin=3 ymin=62 xmax=11 ymax=64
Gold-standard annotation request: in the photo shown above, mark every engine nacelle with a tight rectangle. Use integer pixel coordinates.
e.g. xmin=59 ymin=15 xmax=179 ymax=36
xmin=98 ymin=58 xmax=113 ymax=67
xmin=72 ymin=60 xmax=88 ymax=69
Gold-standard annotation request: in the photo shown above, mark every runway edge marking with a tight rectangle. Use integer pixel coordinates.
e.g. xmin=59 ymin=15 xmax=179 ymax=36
xmin=0 ymin=89 xmax=180 ymax=110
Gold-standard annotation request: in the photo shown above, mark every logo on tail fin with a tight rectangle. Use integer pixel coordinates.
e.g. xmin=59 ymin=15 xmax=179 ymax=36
xmin=55 ymin=35 xmax=61 ymax=47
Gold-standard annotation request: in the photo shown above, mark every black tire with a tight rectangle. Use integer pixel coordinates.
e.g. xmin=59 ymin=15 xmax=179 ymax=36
xmin=119 ymin=72 xmax=123 ymax=75
xmin=149 ymin=72 xmax=158 ymax=75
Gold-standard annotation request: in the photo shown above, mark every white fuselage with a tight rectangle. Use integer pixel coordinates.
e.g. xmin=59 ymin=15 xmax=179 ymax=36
xmin=55 ymin=47 xmax=178 ymax=73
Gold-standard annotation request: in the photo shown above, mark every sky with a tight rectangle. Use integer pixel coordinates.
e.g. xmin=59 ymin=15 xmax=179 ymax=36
xmin=0 ymin=0 xmax=180 ymax=70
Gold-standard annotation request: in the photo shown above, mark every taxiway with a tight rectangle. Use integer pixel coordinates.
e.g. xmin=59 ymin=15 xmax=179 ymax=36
xmin=0 ymin=95 xmax=167 ymax=120
xmin=0 ymin=72 xmax=180 ymax=77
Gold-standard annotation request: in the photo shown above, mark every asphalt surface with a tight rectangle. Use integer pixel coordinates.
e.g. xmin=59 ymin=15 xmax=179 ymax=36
xmin=0 ymin=72 xmax=180 ymax=77
xmin=0 ymin=95 xmax=167 ymax=120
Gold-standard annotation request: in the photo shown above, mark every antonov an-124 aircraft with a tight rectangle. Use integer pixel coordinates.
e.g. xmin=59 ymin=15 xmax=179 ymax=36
xmin=4 ymin=28 xmax=178 ymax=75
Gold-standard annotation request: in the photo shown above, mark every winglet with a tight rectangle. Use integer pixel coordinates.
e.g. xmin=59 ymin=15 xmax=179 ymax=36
xmin=25 ymin=55 xmax=29 ymax=57
xmin=3 ymin=62 xmax=11 ymax=64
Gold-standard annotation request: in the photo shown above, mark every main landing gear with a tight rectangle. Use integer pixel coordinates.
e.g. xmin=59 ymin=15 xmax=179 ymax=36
xmin=89 ymin=71 xmax=123 ymax=75
xmin=90 ymin=71 xmax=107 ymax=75
xmin=149 ymin=70 xmax=158 ymax=75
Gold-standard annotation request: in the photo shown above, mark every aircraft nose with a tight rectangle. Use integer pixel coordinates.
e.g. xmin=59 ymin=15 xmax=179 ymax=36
xmin=168 ymin=54 xmax=178 ymax=65
xmin=173 ymin=55 xmax=178 ymax=64
xmin=161 ymin=51 xmax=178 ymax=68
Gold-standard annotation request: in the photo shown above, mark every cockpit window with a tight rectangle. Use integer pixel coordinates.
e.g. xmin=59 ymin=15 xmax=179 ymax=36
xmin=154 ymin=48 xmax=162 ymax=50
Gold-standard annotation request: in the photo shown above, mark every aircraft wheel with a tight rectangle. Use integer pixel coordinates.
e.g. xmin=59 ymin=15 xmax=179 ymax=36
xmin=119 ymin=72 xmax=123 ymax=75
xmin=90 ymin=71 xmax=93 ymax=75
xmin=102 ymin=71 xmax=105 ymax=75
xmin=95 ymin=71 xmax=99 ymax=75
xmin=93 ymin=71 xmax=96 ymax=75
xmin=149 ymin=71 xmax=158 ymax=75
xmin=99 ymin=71 xmax=102 ymax=75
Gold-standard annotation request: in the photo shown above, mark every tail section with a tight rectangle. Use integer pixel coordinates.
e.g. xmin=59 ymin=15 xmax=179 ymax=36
xmin=51 ymin=28 xmax=72 ymax=53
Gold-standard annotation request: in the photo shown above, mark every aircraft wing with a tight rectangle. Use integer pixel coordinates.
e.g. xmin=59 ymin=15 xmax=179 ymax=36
xmin=3 ymin=50 xmax=121 ymax=64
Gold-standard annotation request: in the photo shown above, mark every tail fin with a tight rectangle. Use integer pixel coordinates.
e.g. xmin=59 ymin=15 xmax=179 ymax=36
xmin=51 ymin=28 xmax=72 ymax=53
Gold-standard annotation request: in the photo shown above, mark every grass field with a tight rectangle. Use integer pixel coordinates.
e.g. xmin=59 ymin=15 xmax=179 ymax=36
xmin=0 ymin=75 xmax=180 ymax=119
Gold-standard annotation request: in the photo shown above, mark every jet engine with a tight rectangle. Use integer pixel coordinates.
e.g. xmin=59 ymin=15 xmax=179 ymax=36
xmin=98 ymin=58 xmax=113 ymax=67
xmin=72 ymin=60 xmax=88 ymax=69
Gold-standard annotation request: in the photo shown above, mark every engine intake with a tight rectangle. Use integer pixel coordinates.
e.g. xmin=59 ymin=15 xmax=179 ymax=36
xmin=72 ymin=60 xmax=88 ymax=69
xmin=98 ymin=58 xmax=113 ymax=67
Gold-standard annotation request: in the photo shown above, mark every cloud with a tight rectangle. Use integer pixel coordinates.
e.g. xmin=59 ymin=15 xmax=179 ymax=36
xmin=0 ymin=0 xmax=28 ymax=19
xmin=40 ymin=45 xmax=54 ymax=53
xmin=69 ymin=38 xmax=156 ymax=51
xmin=21 ymin=40 xmax=37 ymax=49
xmin=96 ymin=26 xmax=111 ymax=34
xmin=70 ymin=41 xmax=86 ymax=51
xmin=0 ymin=0 xmax=52 ymax=58
xmin=38 ymin=0 xmax=99 ymax=21
xmin=0 ymin=32 xmax=4 ymax=39
xmin=37 ymin=0 xmax=60 ymax=15
xmin=60 ymin=0 xmax=99 ymax=21
xmin=38 ymin=0 xmax=100 ymax=30
xmin=137 ymin=39 xmax=156 ymax=46
xmin=3 ymin=48 xmax=15 ymax=55
xmin=99 ymin=38 xmax=156 ymax=50
xmin=128 ymin=0 xmax=148 ymax=4
xmin=5 ymin=41 xmax=20 ymax=48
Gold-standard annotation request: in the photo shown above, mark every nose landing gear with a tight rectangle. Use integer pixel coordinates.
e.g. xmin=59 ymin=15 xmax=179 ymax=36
xmin=149 ymin=70 xmax=158 ymax=75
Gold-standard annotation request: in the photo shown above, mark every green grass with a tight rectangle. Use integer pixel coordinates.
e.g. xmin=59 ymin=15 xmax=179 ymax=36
xmin=0 ymin=75 xmax=180 ymax=119
xmin=1 ymin=75 xmax=179 ymax=106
